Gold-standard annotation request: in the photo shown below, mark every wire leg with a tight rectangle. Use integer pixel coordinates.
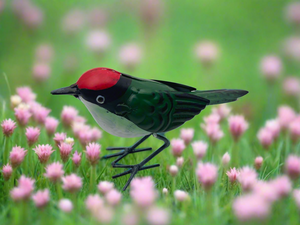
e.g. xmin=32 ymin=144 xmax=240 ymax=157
xmin=102 ymin=134 xmax=152 ymax=162
xmin=112 ymin=133 xmax=170 ymax=191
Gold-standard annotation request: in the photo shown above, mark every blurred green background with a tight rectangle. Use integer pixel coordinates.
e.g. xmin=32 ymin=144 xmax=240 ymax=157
xmin=0 ymin=0 xmax=298 ymax=132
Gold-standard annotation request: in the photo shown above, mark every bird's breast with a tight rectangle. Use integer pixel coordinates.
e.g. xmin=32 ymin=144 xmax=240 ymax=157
xmin=79 ymin=97 xmax=150 ymax=138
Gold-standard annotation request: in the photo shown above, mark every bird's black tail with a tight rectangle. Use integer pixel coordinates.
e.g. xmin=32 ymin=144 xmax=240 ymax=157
xmin=193 ymin=89 xmax=248 ymax=105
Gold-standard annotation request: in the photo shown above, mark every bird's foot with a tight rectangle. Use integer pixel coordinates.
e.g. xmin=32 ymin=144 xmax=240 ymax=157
xmin=112 ymin=163 xmax=160 ymax=191
xmin=102 ymin=146 xmax=152 ymax=160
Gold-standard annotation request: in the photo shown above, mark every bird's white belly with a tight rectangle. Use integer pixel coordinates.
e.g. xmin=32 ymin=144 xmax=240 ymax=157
xmin=79 ymin=97 xmax=150 ymax=138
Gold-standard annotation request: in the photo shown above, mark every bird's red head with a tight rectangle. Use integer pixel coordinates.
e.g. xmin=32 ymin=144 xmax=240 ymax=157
xmin=77 ymin=67 xmax=121 ymax=90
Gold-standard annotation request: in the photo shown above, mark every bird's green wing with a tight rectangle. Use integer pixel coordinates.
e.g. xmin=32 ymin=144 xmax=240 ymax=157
xmin=151 ymin=79 xmax=196 ymax=92
xmin=121 ymin=73 xmax=196 ymax=92
xmin=115 ymin=90 xmax=209 ymax=133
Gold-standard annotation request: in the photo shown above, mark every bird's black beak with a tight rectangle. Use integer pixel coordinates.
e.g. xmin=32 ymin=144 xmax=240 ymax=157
xmin=51 ymin=83 xmax=79 ymax=96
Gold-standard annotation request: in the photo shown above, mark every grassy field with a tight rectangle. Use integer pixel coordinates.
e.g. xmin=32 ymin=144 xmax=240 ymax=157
xmin=1 ymin=0 xmax=300 ymax=224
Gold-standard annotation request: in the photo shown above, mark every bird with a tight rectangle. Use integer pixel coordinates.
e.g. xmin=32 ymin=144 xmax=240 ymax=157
xmin=51 ymin=67 xmax=248 ymax=190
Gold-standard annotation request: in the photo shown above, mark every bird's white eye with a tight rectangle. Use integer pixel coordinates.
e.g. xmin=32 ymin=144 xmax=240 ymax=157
xmin=96 ymin=95 xmax=105 ymax=104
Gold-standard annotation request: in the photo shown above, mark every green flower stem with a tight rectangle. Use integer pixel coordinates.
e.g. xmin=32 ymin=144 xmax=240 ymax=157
xmin=285 ymin=132 xmax=290 ymax=158
xmin=71 ymin=193 xmax=78 ymax=212
xmin=4 ymin=179 xmax=9 ymax=201
xmin=231 ymin=142 xmax=238 ymax=167
xmin=208 ymin=141 xmax=216 ymax=161
xmin=275 ymin=141 xmax=283 ymax=173
xmin=18 ymin=127 xmax=23 ymax=145
xmin=289 ymin=196 xmax=298 ymax=225
xmin=55 ymin=147 xmax=60 ymax=161
xmin=211 ymin=144 xmax=215 ymax=161
xmin=21 ymin=201 xmax=28 ymax=225
xmin=39 ymin=164 xmax=46 ymax=189
xmin=3 ymin=137 xmax=9 ymax=165
xmin=26 ymin=144 xmax=33 ymax=176
xmin=56 ymin=182 xmax=63 ymax=200
xmin=41 ymin=209 xmax=49 ymax=225
xmin=89 ymin=165 xmax=96 ymax=193
xmin=10 ymin=169 xmax=15 ymax=189
xmin=172 ymin=177 xmax=176 ymax=193
xmin=13 ymin=202 xmax=21 ymax=225
xmin=73 ymin=165 xmax=79 ymax=174
xmin=220 ymin=168 xmax=227 ymax=190
xmin=205 ymin=190 xmax=214 ymax=224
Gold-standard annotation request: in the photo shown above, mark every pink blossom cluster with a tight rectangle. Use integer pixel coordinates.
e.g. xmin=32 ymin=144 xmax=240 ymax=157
xmin=285 ymin=2 xmax=300 ymax=25
xmin=32 ymin=189 xmax=50 ymax=208
xmin=260 ymin=55 xmax=282 ymax=82
xmin=61 ymin=9 xmax=86 ymax=35
xmin=12 ymin=87 xmax=58 ymax=133
xmin=12 ymin=0 xmax=43 ymax=29
xmin=2 ymin=164 xmax=13 ymax=181
xmin=119 ymin=43 xmax=142 ymax=70
xmin=85 ymin=30 xmax=111 ymax=54
xmin=130 ymin=177 xmax=157 ymax=208
xmin=257 ymin=118 xmax=280 ymax=149
xmin=30 ymin=102 xmax=51 ymax=124
xmin=222 ymin=152 xmax=231 ymax=167
xmin=72 ymin=151 xmax=82 ymax=167
xmin=195 ymin=41 xmax=220 ymax=67
xmin=176 ymin=157 xmax=184 ymax=168
xmin=174 ymin=190 xmax=190 ymax=202
xmin=278 ymin=105 xmax=296 ymax=130
xmin=1 ymin=119 xmax=17 ymax=137
xmin=254 ymin=156 xmax=264 ymax=170
xmin=212 ymin=104 xmax=231 ymax=121
xmin=85 ymin=180 xmax=122 ymax=223
xmin=196 ymin=162 xmax=218 ymax=191
xmin=62 ymin=173 xmax=82 ymax=193
xmin=16 ymin=86 xmax=36 ymax=103
xmin=44 ymin=162 xmax=65 ymax=183
xmin=85 ymin=142 xmax=101 ymax=166
xmin=14 ymin=103 xmax=32 ymax=127
xmin=87 ymin=7 xmax=108 ymax=28
xmin=10 ymin=175 xmax=35 ymax=202
xmin=98 ymin=181 xmax=114 ymax=195
xmin=237 ymin=166 xmax=258 ymax=192
xmin=139 ymin=0 xmax=163 ymax=29
xmin=201 ymin=113 xmax=224 ymax=144
xmin=226 ymin=167 xmax=240 ymax=183
xmin=61 ymin=106 xmax=78 ymax=128
xmin=282 ymin=76 xmax=300 ymax=97
xmin=32 ymin=44 xmax=54 ymax=82
xmin=228 ymin=115 xmax=249 ymax=142
xmin=191 ymin=140 xmax=208 ymax=160
xmin=169 ymin=165 xmax=179 ymax=177
xmin=226 ymin=157 xmax=298 ymax=222
xmin=257 ymin=105 xmax=300 ymax=148
xmin=53 ymin=132 xmax=67 ymax=146
xmin=288 ymin=116 xmax=300 ymax=144
xmin=283 ymin=36 xmax=300 ymax=61
xmin=33 ymin=144 xmax=54 ymax=164
xmin=10 ymin=146 xmax=27 ymax=168
xmin=180 ymin=128 xmax=194 ymax=145
xmin=285 ymin=155 xmax=300 ymax=179
xmin=58 ymin=142 xmax=73 ymax=163
xmin=170 ymin=138 xmax=185 ymax=157
xmin=232 ymin=172 xmax=292 ymax=222
xmin=26 ymin=126 xmax=40 ymax=146
xmin=227 ymin=166 xmax=259 ymax=188
xmin=45 ymin=117 xmax=59 ymax=136
xmin=66 ymin=108 xmax=102 ymax=146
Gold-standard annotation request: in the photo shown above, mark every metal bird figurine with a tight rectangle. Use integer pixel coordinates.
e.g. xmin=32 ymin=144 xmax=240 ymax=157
xmin=51 ymin=67 xmax=248 ymax=190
